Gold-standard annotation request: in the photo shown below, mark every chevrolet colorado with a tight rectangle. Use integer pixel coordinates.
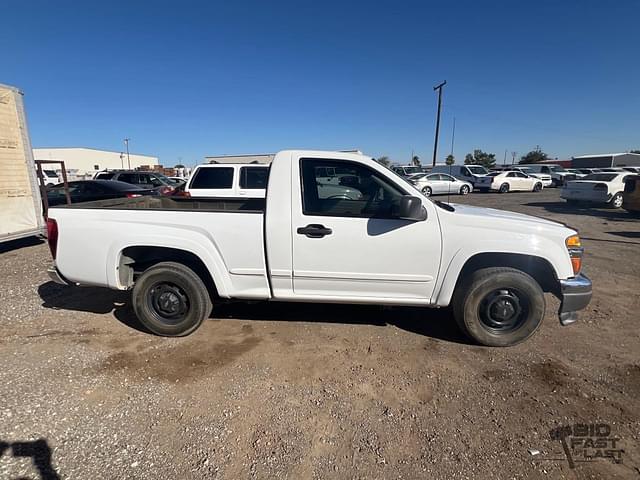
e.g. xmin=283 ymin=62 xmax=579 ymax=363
xmin=46 ymin=150 xmax=592 ymax=346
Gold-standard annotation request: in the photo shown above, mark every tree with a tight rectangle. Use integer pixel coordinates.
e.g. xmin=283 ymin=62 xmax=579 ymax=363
xmin=631 ymin=150 xmax=640 ymax=154
xmin=464 ymin=149 xmax=496 ymax=169
xmin=411 ymin=155 xmax=421 ymax=167
xmin=519 ymin=146 xmax=549 ymax=164
xmin=445 ymin=154 xmax=455 ymax=166
xmin=374 ymin=156 xmax=391 ymax=167
xmin=175 ymin=164 xmax=185 ymax=168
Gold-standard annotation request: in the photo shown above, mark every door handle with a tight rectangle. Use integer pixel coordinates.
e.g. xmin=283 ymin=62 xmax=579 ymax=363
xmin=297 ymin=224 xmax=332 ymax=238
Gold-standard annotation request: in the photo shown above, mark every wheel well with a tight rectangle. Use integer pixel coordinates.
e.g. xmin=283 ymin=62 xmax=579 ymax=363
xmin=456 ymin=253 xmax=560 ymax=294
xmin=119 ymin=246 xmax=218 ymax=298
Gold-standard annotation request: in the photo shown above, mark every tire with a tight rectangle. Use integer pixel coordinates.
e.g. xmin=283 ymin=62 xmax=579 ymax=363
xmin=422 ymin=186 xmax=432 ymax=197
xmin=459 ymin=185 xmax=470 ymax=195
xmin=452 ymin=267 xmax=545 ymax=347
xmin=499 ymin=183 xmax=510 ymax=193
xmin=132 ymin=261 xmax=212 ymax=336
xmin=609 ymin=192 xmax=623 ymax=209
xmin=533 ymin=182 xmax=542 ymax=192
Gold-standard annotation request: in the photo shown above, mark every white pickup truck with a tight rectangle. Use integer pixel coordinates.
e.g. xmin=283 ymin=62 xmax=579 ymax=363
xmin=46 ymin=150 xmax=592 ymax=347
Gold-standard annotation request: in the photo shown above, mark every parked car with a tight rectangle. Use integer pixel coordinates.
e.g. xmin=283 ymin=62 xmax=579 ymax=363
xmin=39 ymin=169 xmax=59 ymax=187
xmin=46 ymin=149 xmax=591 ymax=347
xmin=411 ymin=173 xmax=472 ymax=196
xmin=46 ymin=180 xmax=154 ymax=206
xmin=518 ymin=164 xmax=576 ymax=187
xmin=621 ymin=166 xmax=640 ymax=174
xmin=391 ymin=165 xmax=423 ymax=177
xmin=561 ymin=173 xmax=634 ymax=208
xmin=566 ymin=168 xmax=588 ymax=179
xmin=186 ymin=164 xmax=269 ymax=198
xmin=168 ymin=176 xmax=187 ymax=186
xmin=94 ymin=170 xmax=175 ymax=194
xmin=623 ymin=175 xmax=640 ymax=214
xmin=431 ymin=165 xmax=489 ymax=187
xmin=492 ymin=166 xmax=553 ymax=187
xmin=476 ymin=171 xmax=544 ymax=193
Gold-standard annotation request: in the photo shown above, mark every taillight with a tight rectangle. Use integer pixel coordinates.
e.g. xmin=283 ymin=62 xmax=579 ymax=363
xmin=566 ymin=234 xmax=583 ymax=275
xmin=593 ymin=184 xmax=607 ymax=191
xmin=159 ymin=186 xmax=175 ymax=195
xmin=126 ymin=193 xmax=142 ymax=198
xmin=46 ymin=218 xmax=58 ymax=259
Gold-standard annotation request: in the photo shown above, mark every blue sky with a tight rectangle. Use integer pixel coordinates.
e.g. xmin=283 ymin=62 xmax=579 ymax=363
xmin=3 ymin=0 xmax=639 ymax=167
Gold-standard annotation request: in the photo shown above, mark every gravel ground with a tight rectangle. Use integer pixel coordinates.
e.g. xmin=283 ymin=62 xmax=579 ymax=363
xmin=0 ymin=188 xmax=639 ymax=479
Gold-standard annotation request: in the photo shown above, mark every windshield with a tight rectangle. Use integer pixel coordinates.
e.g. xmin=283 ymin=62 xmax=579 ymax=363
xmin=582 ymin=173 xmax=617 ymax=181
xmin=487 ymin=172 xmax=501 ymax=177
xmin=548 ymin=166 xmax=566 ymax=172
xmin=44 ymin=170 xmax=57 ymax=177
xmin=402 ymin=166 xmax=422 ymax=175
xmin=466 ymin=166 xmax=488 ymax=175
xmin=412 ymin=173 xmax=427 ymax=180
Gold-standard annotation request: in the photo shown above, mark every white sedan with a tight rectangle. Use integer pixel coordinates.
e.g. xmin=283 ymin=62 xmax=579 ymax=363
xmin=411 ymin=173 xmax=473 ymax=196
xmin=561 ymin=172 xmax=634 ymax=208
xmin=476 ymin=171 xmax=544 ymax=193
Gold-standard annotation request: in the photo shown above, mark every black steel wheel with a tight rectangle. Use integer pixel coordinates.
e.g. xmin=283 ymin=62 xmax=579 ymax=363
xmin=132 ymin=261 xmax=212 ymax=336
xmin=452 ymin=267 xmax=545 ymax=347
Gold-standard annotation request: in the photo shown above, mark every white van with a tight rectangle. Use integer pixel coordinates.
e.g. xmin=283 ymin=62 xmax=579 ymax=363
xmin=431 ymin=165 xmax=489 ymax=186
xmin=185 ymin=164 xmax=269 ymax=198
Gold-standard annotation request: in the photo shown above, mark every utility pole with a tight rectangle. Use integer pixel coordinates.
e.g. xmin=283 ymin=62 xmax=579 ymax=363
xmin=450 ymin=116 xmax=456 ymax=157
xmin=124 ymin=138 xmax=131 ymax=169
xmin=120 ymin=152 xmax=124 ymax=168
xmin=511 ymin=151 xmax=517 ymax=165
xmin=504 ymin=149 xmax=507 ymax=165
xmin=432 ymin=80 xmax=446 ymax=167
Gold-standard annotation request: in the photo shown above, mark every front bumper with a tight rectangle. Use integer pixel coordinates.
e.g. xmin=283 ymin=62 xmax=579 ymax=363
xmin=558 ymin=273 xmax=592 ymax=325
xmin=47 ymin=266 xmax=69 ymax=285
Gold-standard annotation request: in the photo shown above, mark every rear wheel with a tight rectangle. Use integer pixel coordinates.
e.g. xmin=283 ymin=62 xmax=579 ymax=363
xmin=452 ymin=267 xmax=545 ymax=347
xmin=499 ymin=183 xmax=510 ymax=193
xmin=610 ymin=192 xmax=623 ymax=209
xmin=422 ymin=186 xmax=432 ymax=197
xmin=132 ymin=261 xmax=212 ymax=336
xmin=459 ymin=185 xmax=470 ymax=195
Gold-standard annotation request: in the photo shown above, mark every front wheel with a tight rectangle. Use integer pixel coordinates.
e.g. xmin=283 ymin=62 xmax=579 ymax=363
xmin=609 ymin=192 xmax=623 ymax=209
xmin=132 ymin=261 xmax=212 ymax=336
xmin=422 ymin=186 xmax=432 ymax=197
xmin=452 ymin=267 xmax=545 ymax=347
xmin=533 ymin=182 xmax=542 ymax=192
xmin=459 ymin=185 xmax=470 ymax=195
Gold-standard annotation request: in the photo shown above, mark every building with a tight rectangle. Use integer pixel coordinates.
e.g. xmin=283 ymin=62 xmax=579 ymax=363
xmin=33 ymin=147 xmax=159 ymax=177
xmin=204 ymin=150 xmax=362 ymax=165
xmin=571 ymin=152 xmax=640 ymax=169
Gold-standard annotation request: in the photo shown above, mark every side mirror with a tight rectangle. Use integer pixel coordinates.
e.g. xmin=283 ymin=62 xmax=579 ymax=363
xmin=397 ymin=195 xmax=427 ymax=221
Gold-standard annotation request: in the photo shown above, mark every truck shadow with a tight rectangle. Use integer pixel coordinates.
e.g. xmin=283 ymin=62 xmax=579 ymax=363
xmin=37 ymin=282 xmax=470 ymax=345
xmin=0 ymin=438 xmax=60 ymax=480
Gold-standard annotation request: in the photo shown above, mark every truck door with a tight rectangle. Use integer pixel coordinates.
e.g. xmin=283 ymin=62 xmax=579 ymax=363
xmin=290 ymin=157 xmax=441 ymax=301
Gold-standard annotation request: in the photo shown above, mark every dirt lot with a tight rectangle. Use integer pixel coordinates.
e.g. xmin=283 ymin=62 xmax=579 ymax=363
xmin=1 ymin=188 xmax=639 ymax=479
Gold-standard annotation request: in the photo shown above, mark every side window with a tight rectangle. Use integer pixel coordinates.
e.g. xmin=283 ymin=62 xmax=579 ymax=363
xmin=507 ymin=172 xmax=517 ymax=177
xmin=300 ymin=159 xmax=406 ymax=218
xmin=190 ymin=167 xmax=234 ymax=189
xmin=461 ymin=168 xmax=470 ymax=177
xmin=118 ymin=173 xmax=138 ymax=184
xmin=149 ymin=175 xmax=163 ymax=187
xmin=96 ymin=172 xmax=114 ymax=180
xmin=239 ymin=167 xmax=269 ymax=189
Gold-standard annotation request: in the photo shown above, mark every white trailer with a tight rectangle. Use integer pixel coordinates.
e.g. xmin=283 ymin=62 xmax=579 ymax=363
xmin=0 ymin=83 xmax=45 ymax=243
